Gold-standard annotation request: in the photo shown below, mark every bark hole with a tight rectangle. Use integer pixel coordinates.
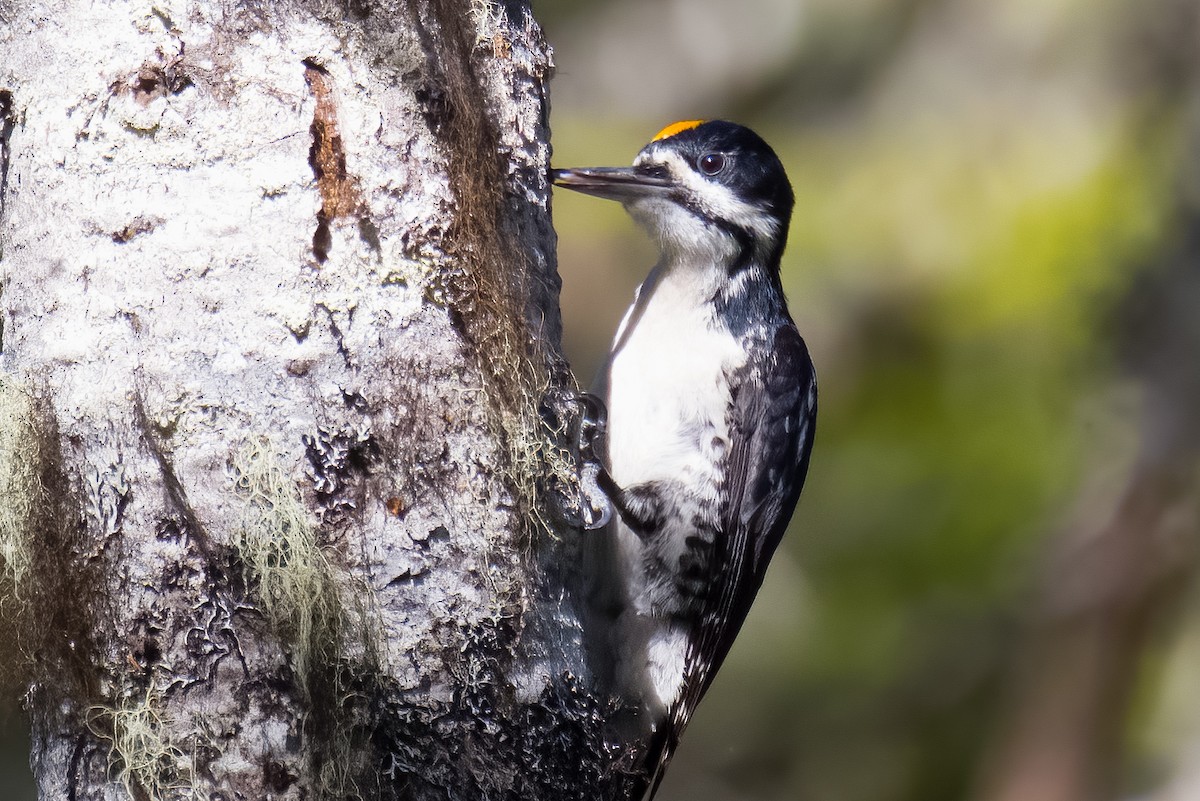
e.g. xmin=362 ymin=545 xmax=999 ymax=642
xmin=130 ymin=60 xmax=192 ymax=106
xmin=138 ymin=638 xmax=162 ymax=666
xmin=263 ymin=759 xmax=297 ymax=792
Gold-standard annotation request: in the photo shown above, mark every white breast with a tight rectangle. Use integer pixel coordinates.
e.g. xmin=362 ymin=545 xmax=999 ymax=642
xmin=601 ymin=263 xmax=747 ymax=708
xmin=603 ymin=265 xmax=746 ymax=510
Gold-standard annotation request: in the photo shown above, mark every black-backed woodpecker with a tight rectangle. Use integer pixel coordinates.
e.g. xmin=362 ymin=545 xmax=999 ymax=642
xmin=553 ymin=119 xmax=817 ymax=799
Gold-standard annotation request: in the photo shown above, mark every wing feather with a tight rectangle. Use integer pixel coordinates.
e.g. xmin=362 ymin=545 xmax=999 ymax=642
xmin=642 ymin=323 xmax=817 ymax=799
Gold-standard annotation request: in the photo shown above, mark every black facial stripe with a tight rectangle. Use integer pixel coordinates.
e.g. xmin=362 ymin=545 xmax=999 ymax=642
xmin=675 ymin=192 xmax=756 ymax=271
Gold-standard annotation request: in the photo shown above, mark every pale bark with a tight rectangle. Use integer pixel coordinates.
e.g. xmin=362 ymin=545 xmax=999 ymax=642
xmin=0 ymin=2 xmax=625 ymax=799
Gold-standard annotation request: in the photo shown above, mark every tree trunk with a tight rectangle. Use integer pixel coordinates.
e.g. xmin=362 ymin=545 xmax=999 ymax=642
xmin=0 ymin=2 xmax=624 ymax=799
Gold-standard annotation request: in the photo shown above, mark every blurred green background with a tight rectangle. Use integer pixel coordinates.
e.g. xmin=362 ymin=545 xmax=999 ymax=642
xmin=543 ymin=0 xmax=1200 ymax=800
xmin=5 ymin=1 xmax=1200 ymax=799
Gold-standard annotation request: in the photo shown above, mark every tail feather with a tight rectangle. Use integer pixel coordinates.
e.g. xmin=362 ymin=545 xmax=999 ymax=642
xmin=627 ymin=721 xmax=674 ymax=801
xmin=642 ymin=735 xmax=675 ymax=801
xmin=633 ymin=697 xmax=696 ymax=801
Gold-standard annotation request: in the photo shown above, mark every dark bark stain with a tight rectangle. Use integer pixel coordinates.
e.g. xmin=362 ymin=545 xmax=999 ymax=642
xmin=303 ymin=423 xmax=380 ymax=527
xmin=304 ymin=59 xmax=379 ymax=263
xmin=315 ymin=302 xmax=355 ymax=368
xmin=139 ymin=636 xmax=163 ymax=666
xmin=132 ymin=390 xmax=251 ymax=688
xmin=111 ymin=215 xmax=161 ymax=243
xmin=67 ymin=733 xmax=85 ymax=801
xmin=365 ymin=669 xmax=636 ymax=801
xmin=0 ymin=88 xmax=14 ymax=246
xmin=263 ymin=758 xmax=298 ymax=792
xmin=0 ymin=88 xmax=9 ymax=353
xmin=132 ymin=391 xmax=220 ymax=565
xmin=8 ymin=398 xmax=112 ymax=795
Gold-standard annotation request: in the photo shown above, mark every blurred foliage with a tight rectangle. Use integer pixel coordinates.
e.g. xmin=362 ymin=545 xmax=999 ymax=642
xmin=543 ymin=1 xmax=1194 ymax=800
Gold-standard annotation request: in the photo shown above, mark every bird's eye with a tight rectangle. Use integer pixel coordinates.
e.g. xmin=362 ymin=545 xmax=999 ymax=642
xmin=698 ymin=153 xmax=726 ymax=176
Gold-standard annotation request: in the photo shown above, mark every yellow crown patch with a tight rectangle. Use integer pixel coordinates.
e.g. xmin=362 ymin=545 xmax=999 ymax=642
xmin=652 ymin=120 xmax=705 ymax=142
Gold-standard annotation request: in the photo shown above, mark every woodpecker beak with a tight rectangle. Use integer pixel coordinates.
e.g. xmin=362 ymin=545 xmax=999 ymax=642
xmin=551 ymin=167 xmax=674 ymax=201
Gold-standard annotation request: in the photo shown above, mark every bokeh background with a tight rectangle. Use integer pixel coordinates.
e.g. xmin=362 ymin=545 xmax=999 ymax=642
xmin=542 ymin=0 xmax=1200 ymax=800
xmin=4 ymin=1 xmax=1200 ymax=799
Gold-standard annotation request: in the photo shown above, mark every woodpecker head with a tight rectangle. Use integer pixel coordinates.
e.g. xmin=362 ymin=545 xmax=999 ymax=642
xmin=552 ymin=120 xmax=794 ymax=269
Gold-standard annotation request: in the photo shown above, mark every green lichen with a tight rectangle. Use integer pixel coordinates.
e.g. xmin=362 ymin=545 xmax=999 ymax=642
xmin=88 ymin=684 xmax=198 ymax=801
xmin=231 ymin=437 xmax=341 ymax=686
xmin=232 ymin=437 xmax=377 ymax=797
xmin=468 ymin=0 xmax=504 ymax=47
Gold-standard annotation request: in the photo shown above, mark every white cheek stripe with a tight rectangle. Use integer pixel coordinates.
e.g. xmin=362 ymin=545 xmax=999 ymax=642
xmin=634 ymin=149 xmax=780 ymax=245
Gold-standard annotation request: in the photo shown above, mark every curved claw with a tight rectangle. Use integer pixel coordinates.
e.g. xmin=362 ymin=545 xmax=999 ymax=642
xmin=578 ymin=462 xmax=614 ymax=531
xmin=537 ymin=389 xmax=615 ymax=531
